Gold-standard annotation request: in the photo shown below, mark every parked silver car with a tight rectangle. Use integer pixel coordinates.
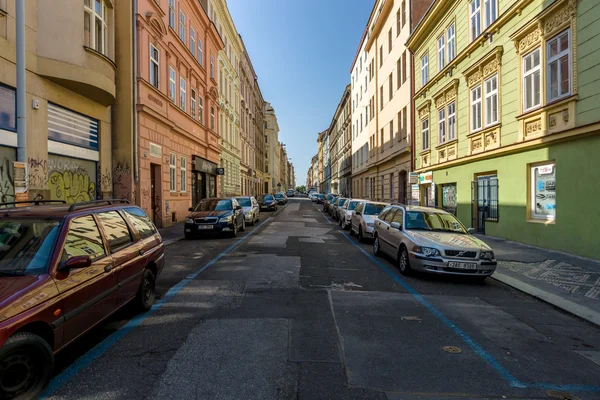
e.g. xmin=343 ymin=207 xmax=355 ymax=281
xmin=235 ymin=196 xmax=260 ymax=225
xmin=350 ymin=201 xmax=388 ymax=242
xmin=339 ymin=199 xmax=362 ymax=230
xmin=372 ymin=205 xmax=497 ymax=280
xmin=332 ymin=198 xmax=347 ymax=220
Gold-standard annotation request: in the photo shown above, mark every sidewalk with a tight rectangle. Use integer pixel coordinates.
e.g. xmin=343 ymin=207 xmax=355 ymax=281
xmin=158 ymin=222 xmax=185 ymax=247
xmin=476 ymin=234 xmax=600 ymax=327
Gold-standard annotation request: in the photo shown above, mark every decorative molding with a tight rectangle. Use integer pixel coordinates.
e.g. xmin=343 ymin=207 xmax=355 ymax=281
xmin=525 ymin=119 xmax=542 ymax=136
xmin=463 ymin=47 xmax=503 ymax=87
xmin=433 ymin=79 xmax=459 ymax=110
xmin=515 ymin=26 xmax=542 ymax=55
xmin=417 ymin=100 xmax=431 ymax=120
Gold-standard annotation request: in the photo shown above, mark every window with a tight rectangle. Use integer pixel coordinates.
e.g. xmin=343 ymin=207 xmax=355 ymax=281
xmin=63 ymin=216 xmax=106 ymax=260
xmin=168 ymin=0 xmax=175 ymax=29
xmin=389 ymin=73 xmax=393 ymax=100
xmin=397 ymin=59 xmax=401 ymax=89
xmin=84 ymin=0 xmax=108 ymax=55
xmin=123 ymin=207 xmax=157 ymax=239
xmin=169 ymin=153 xmax=176 ymax=192
xmin=402 ymin=51 xmax=407 ymax=83
xmin=547 ymin=30 xmax=570 ymax=101
xmin=390 ymin=119 xmax=394 ymax=142
xmin=198 ymin=96 xmax=204 ymax=124
xmin=180 ymin=156 xmax=187 ymax=192
xmin=0 ymin=85 xmax=16 ymax=131
xmin=179 ymin=10 xmax=186 ymax=44
xmin=179 ymin=77 xmax=186 ymax=111
xmin=402 ymin=106 xmax=407 ymax=140
xmin=448 ymin=102 xmax=456 ymax=141
xmin=402 ymin=0 xmax=406 ymax=27
xmin=471 ymin=86 xmax=482 ymax=132
xmin=484 ymin=0 xmax=497 ymax=29
xmin=211 ymin=106 xmax=215 ymax=130
xmin=380 ymin=46 xmax=383 ymax=67
xmin=422 ymin=118 xmax=429 ymax=150
xmin=190 ymin=27 xmax=196 ymax=57
xmin=150 ymin=44 xmax=159 ymax=88
xmin=210 ymin=55 xmax=215 ymax=79
xmin=191 ymin=89 xmax=196 ymax=119
xmin=447 ymin=23 xmax=455 ymax=62
xmin=169 ymin=67 xmax=176 ymax=102
xmin=97 ymin=211 xmax=133 ymax=252
xmin=523 ymin=48 xmax=541 ymax=111
xmin=380 ymin=86 xmax=383 ymax=110
xmin=470 ymin=0 xmax=481 ymax=41
xmin=530 ymin=163 xmax=556 ymax=220
xmin=421 ymin=54 xmax=428 ymax=86
xmin=484 ymin=75 xmax=498 ymax=126
xmin=477 ymin=174 xmax=498 ymax=221
xmin=198 ymin=39 xmax=203 ymax=66
xmin=396 ymin=9 xmax=401 ymax=36
xmin=438 ymin=108 xmax=446 ymax=144
xmin=388 ymin=28 xmax=392 ymax=53
xmin=438 ymin=35 xmax=445 ymax=71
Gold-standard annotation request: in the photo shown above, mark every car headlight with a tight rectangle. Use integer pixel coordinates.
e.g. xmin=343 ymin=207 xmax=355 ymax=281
xmin=219 ymin=215 xmax=233 ymax=223
xmin=185 ymin=218 xmax=194 ymax=224
xmin=414 ymin=246 xmax=441 ymax=257
xmin=480 ymin=251 xmax=495 ymax=260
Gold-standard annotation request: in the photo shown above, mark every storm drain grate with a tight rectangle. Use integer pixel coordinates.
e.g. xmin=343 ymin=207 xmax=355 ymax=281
xmin=442 ymin=346 xmax=462 ymax=354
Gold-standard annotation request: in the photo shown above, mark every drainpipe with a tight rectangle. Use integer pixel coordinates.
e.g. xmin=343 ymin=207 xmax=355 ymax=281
xmin=132 ymin=0 xmax=139 ymax=187
xmin=16 ymin=0 xmax=26 ymax=163
xmin=410 ymin=50 xmax=415 ymax=184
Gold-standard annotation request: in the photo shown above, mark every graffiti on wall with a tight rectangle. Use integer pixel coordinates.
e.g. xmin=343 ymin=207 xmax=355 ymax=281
xmin=112 ymin=163 xmax=132 ymax=201
xmin=48 ymin=156 xmax=96 ymax=204
xmin=0 ymin=156 xmax=14 ymax=203
xmin=28 ymin=157 xmax=48 ymax=190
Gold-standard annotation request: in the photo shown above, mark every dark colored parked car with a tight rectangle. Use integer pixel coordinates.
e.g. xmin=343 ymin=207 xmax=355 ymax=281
xmin=274 ymin=192 xmax=288 ymax=205
xmin=0 ymin=199 xmax=164 ymax=399
xmin=258 ymin=194 xmax=278 ymax=211
xmin=185 ymin=198 xmax=245 ymax=238
xmin=315 ymin=194 xmax=325 ymax=204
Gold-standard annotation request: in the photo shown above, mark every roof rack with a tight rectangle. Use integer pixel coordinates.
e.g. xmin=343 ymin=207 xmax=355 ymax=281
xmin=0 ymin=200 xmax=67 ymax=208
xmin=68 ymin=199 xmax=130 ymax=212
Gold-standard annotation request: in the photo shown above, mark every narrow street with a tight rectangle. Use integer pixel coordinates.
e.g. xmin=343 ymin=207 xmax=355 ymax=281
xmin=45 ymin=199 xmax=600 ymax=400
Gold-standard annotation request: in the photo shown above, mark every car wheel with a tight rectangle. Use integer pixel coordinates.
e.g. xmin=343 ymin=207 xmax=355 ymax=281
xmin=474 ymin=276 xmax=487 ymax=284
xmin=240 ymin=218 xmax=245 ymax=232
xmin=230 ymin=222 xmax=237 ymax=238
xmin=358 ymin=227 xmax=364 ymax=243
xmin=373 ymin=235 xmax=381 ymax=256
xmin=398 ymin=246 xmax=412 ymax=276
xmin=136 ymin=268 xmax=156 ymax=311
xmin=349 ymin=225 xmax=354 ymax=236
xmin=0 ymin=333 xmax=53 ymax=400
xmin=184 ymin=232 xmax=194 ymax=240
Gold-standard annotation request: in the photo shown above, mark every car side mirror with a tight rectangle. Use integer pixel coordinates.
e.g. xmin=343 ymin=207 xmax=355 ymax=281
xmin=188 ymin=207 xmax=193 ymax=212
xmin=236 ymin=205 xmax=242 ymax=210
xmin=467 ymin=228 xmax=475 ymax=234
xmin=61 ymin=255 xmax=91 ymax=271
xmin=355 ymin=211 xmax=361 ymax=216
xmin=391 ymin=222 xmax=402 ymax=230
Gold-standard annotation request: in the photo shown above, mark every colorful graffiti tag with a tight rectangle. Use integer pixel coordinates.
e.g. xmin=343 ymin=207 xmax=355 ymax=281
xmin=0 ymin=155 xmax=15 ymax=203
xmin=48 ymin=155 xmax=97 ymax=204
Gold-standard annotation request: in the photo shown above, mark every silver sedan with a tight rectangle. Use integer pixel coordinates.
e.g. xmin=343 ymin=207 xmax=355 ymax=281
xmin=349 ymin=201 xmax=388 ymax=242
xmin=235 ymin=196 xmax=260 ymax=226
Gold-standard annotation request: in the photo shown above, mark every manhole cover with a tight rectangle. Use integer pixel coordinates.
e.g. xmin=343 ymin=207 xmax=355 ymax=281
xmin=442 ymin=346 xmax=462 ymax=354
xmin=546 ymin=390 xmax=579 ymax=400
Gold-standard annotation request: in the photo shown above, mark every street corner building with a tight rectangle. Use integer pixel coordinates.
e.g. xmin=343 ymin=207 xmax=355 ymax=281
xmin=0 ymin=0 xmax=117 ymax=203
xmin=112 ymin=0 xmax=224 ymax=228
xmin=406 ymin=0 xmax=600 ymax=259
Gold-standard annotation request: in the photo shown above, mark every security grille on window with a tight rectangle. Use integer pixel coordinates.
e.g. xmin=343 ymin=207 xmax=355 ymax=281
xmin=169 ymin=67 xmax=176 ymax=102
xmin=547 ymin=30 xmax=570 ymax=101
xmin=150 ymin=44 xmax=159 ymax=88
xmin=484 ymin=75 xmax=498 ymax=126
xmin=471 ymin=86 xmax=482 ymax=132
xmin=180 ymin=156 xmax=187 ymax=192
xmin=169 ymin=153 xmax=177 ymax=192
xmin=179 ymin=10 xmax=186 ymax=44
xmin=421 ymin=118 xmax=429 ymax=150
xmin=531 ymin=163 xmax=556 ymax=220
xmin=168 ymin=0 xmax=175 ymax=29
xmin=421 ymin=54 xmax=429 ymax=86
xmin=84 ymin=0 xmax=108 ymax=55
xmin=523 ymin=48 xmax=541 ymax=111
xmin=179 ymin=77 xmax=186 ymax=111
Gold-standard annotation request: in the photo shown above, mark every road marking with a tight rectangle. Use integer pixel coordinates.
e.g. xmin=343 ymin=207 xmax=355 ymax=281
xmin=41 ymin=216 xmax=276 ymax=398
xmin=339 ymin=231 xmax=600 ymax=393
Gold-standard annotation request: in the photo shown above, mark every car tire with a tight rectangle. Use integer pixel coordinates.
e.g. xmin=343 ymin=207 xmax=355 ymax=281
xmin=358 ymin=227 xmax=364 ymax=243
xmin=230 ymin=222 xmax=237 ymax=238
xmin=136 ymin=268 xmax=156 ymax=311
xmin=0 ymin=332 xmax=53 ymax=400
xmin=349 ymin=225 xmax=354 ymax=236
xmin=398 ymin=246 xmax=412 ymax=276
xmin=240 ymin=218 xmax=245 ymax=232
xmin=184 ymin=232 xmax=194 ymax=240
xmin=373 ymin=235 xmax=381 ymax=256
xmin=474 ymin=276 xmax=487 ymax=284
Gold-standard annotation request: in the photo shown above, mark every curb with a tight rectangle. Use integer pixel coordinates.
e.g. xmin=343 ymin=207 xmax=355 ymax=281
xmin=492 ymin=271 xmax=600 ymax=328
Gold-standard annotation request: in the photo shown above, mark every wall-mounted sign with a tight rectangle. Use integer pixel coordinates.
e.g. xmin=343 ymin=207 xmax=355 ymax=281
xmin=216 ymin=168 xmax=225 ymax=175
xmin=411 ymin=184 xmax=419 ymax=203
xmin=193 ymin=156 xmax=217 ymax=174
xmin=13 ymin=162 xmax=27 ymax=192
xmin=409 ymin=172 xmax=418 ymax=185
xmin=419 ymin=171 xmax=433 ymax=184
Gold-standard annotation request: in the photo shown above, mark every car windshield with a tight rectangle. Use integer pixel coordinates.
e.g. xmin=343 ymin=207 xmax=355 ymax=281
xmin=275 ymin=193 xmax=284 ymax=199
xmin=364 ymin=203 xmax=386 ymax=215
xmin=193 ymin=199 xmax=231 ymax=211
xmin=236 ymin=198 xmax=252 ymax=207
xmin=317 ymin=194 xmax=325 ymax=199
xmin=405 ymin=211 xmax=467 ymax=233
xmin=338 ymin=199 xmax=348 ymax=206
xmin=260 ymin=195 xmax=274 ymax=201
xmin=0 ymin=218 xmax=61 ymax=276
xmin=347 ymin=201 xmax=358 ymax=211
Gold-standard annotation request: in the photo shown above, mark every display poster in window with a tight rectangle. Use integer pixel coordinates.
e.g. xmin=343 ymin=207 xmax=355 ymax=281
xmin=411 ymin=184 xmax=419 ymax=204
xmin=533 ymin=164 xmax=556 ymax=219
xmin=428 ymin=182 xmax=436 ymax=207
xmin=0 ymin=86 xmax=16 ymax=131
xmin=442 ymin=184 xmax=457 ymax=214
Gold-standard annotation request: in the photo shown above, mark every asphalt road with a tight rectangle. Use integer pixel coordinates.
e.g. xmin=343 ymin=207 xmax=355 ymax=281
xmin=44 ymin=199 xmax=600 ymax=400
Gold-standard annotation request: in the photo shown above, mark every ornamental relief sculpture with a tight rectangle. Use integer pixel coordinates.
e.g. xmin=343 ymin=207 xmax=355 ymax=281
xmin=544 ymin=0 xmax=576 ymax=36
xmin=467 ymin=71 xmax=482 ymax=87
xmin=517 ymin=28 xmax=542 ymax=54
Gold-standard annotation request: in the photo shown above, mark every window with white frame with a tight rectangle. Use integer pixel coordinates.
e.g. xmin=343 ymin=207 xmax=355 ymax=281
xmin=198 ymin=39 xmax=203 ymax=66
xmin=210 ymin=55 xmax=215 ymax=79
xmin=421 ymin=118 xmax=429 ymax=150
xmin=168 ymin=0 xmax=175 ymax=29
xmin=179 ymin=77 xmax=186 ymax=111
xmin=547 ymin=29 xmax=570 ymax=101
xmin=447 ymin=23 xmax=455 ymax=62
xmin=150 ymin=44 xmax=159 ymax=88
xmin=169 ymin=67 xmax=176 ymax=102
xmin=180 ymin=156 xmax=187 ymax=192
xmin=169 ymin=153 xmax=177 ymax=192
xmin=471 ymin=85 xmax=482 ymax=132
xmin=530 ymin=162 xmax=556 ymax=220
xmin=448 ymin=102 xmax=456 ymax=141
xmin=438 ymin=35 xmax=445 ymax=71
xmin=484 ymin=75 xmax=498 ymax=126
xmin=211 ymin=106 xmax=215 ymax=130
xmin=198 ymin=96 xmax=204 ymax=124
xmin=191 ymin=89 xmax=196 ymax=119
xmin=523 ymin=48 xmax=541 ymax=111
xmin=190 ymin=27 xmax=196 ymax=57
xmin=438 ymin=108 xmax=446 ymax=144
xmin=470 ymin=0 xmax=481 ymax=42
xmin=84 ymin=0 xmax=109 ymax=55
xmin=179 ymin=10 xmax=186 ymax=44
xmin=421 ymin=54 xmax=429 ymax=86
xmin=484 ymin=0 xmax=497 ymax=29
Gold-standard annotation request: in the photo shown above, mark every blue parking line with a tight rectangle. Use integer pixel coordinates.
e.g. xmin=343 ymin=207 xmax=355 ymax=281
xmin=41 ymin=217 xmax=274 ymax=398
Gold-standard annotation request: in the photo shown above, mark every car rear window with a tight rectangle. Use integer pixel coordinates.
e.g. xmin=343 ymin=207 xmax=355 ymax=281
xmin=123 ymin=207 xmax=157 ymax=239
xmin=97 ymin=211 xmax=134 ymax=252
xmin=236 ymin=198 xmax=251 ymax=207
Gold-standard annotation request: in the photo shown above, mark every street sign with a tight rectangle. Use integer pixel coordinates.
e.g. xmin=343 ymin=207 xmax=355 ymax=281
xmin=216 ymin=168 xmax=225 ymax=175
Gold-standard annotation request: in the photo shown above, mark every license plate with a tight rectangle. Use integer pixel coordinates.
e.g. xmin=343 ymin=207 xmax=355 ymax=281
xmin=198 ymin=225 xmax=213 ymax=230
xmin=448 ymin=261 xmax=477 ymax=269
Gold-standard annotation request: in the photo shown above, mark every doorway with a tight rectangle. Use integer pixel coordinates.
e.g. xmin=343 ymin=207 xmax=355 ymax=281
xmin=150 ymin=164 xmax=162 ymax=228
xmin=192 ymin=171 xmax=206 ymax=207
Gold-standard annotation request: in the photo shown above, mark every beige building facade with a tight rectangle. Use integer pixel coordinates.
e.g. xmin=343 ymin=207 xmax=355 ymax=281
xmin=264 ymin=102 xmax=280 ymax=193
xmin=328 ymin=84 xmax=352 ymax=197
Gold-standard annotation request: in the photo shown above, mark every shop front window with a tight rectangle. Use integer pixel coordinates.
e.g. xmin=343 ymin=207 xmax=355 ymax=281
xmin=531 ymin=163 xmax=556 ymax=220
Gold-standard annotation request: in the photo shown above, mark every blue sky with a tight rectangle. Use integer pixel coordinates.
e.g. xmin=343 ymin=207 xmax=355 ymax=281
xmin=228 ymin=0 xmax=375 ymax=186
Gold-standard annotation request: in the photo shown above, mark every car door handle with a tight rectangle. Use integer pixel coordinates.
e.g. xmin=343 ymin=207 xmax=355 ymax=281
xmin=104 ymin=265 xmax=113 ymax=273
xmin=139 ymin=249 xmax=145 ymax=256
xmin=387 ymin=227 xmax=389 ymax=230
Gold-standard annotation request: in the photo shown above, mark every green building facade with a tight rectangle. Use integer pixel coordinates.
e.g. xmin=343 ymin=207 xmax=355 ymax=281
xmin=407 ymin=0 xmax=600 ymax=260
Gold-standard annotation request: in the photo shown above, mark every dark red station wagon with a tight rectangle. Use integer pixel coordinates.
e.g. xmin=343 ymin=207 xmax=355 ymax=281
xmin=0 ymin=199 xmax=164 ymax=399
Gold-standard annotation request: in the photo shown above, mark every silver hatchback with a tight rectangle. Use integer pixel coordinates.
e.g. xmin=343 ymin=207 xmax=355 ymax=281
xmin=372 ymin=205 xmax=496 ymax=280
xmin=349 ymin=201 xmax=388 ymax=242
xmin=235 ymin=196 xmax=260 ymax=226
